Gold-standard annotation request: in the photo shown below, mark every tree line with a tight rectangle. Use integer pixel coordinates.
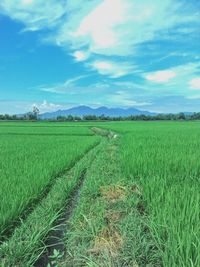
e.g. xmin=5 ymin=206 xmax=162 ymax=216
xmin=0 ymin=106 xmax=40 ymax=121
xmin=50 ymin=112 xmax=200 ymax=121
xmin=1 ymin=111 xmax=200 ymax=121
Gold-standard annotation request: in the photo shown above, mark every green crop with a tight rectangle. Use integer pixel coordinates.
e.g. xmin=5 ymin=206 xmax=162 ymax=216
xmin=0 ymin=121 xmax=199 ymax=267
xmin=0 ymin=122 xmax=100 ymax=239
xmin=104 ymin=121 xmax=200 ymax=267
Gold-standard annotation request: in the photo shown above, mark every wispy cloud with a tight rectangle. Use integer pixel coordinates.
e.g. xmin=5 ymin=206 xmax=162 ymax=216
xmin=32 ymin=100 xmax=67 ymax=113
xmin=73 ymin=50 xmax=89 ymax=62
xmin=89 ymin=60 xmax=136 ymax=78
xmin=54 ymin=0 xmax=199 ymax=59
xmin=0 ymin=0 xmax=200 ymax=112
xmin=0 ymin=99 xmax=70 ymax=114
xmin=145 ymin=70 xmax=176 ymax=83
xmin=189 ymin=77 xmax=200 ymax=90
xmin=39 ymin=75 xmax=89 ymax=94
xmin=109 ymin=91 xmax=152 ymax=107
xmin=22 ymin=0 xmax=33 ymax=6
xmin=0 ymin=0 xmax=67 ymax=31
xmin=143 ymin=63 xmax=200 ymax=93
xmin=147 ymin=95 xmax=200 ymax=113
xmin=2 ymin=0 xmax=198 ymax=57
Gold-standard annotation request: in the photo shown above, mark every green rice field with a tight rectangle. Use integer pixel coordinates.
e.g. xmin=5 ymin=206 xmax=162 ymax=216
xmin=0 ymin=121 xmax=199 ymax=267
xmin=104 ymin=121 xmax=200 ymax=267
xmin=0 ymin=123 xmax=100 ymax=238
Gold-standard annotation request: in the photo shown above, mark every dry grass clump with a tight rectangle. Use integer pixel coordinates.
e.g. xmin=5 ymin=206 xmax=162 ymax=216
xmin=100 ymin=185 xmax=126 ymax=203
xmin=104 ymin=210 xmax=123 ymax=223
xmin=89 ymin=225 xmax=123 ymax=257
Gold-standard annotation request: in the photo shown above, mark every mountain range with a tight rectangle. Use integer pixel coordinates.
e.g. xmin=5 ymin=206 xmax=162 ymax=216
xmin=40 ymin=106 xmax=155 ymax=119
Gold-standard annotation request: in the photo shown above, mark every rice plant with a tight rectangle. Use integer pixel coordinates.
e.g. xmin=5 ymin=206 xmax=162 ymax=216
xmin=0 ymin=122 xmax=100 ymax=239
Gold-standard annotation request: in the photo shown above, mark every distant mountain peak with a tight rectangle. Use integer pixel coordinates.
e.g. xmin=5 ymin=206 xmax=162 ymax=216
xmin=40 ymin=105 xmax=155 ymax=119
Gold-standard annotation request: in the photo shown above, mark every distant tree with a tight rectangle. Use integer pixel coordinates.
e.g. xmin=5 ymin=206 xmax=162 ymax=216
xmin=191 ymin=112 xmax=200 ymax=120
xmin=1 ymin=110 xmax=200 ymax=122
xmin=177 ymin=112 xmax=186 ymax=120
xmin=32 ymin=105 xmax=40 ymax=120
xmin=25 ymin=112 xmax=35 ymax=120
xmin=83 ymin=115 xmax=97 ymax=121
xmin=66 ymin=115 xmax=74 ymax=121
xmin=56 ymin=115 xmax=82 ymax=121
xmin=73 ymin=116 xmax=82 ymax=121
xmin=99 ymin=114 xmax=110 ymax=121
xmin=57 ymin=116 xmax=66 ymax=121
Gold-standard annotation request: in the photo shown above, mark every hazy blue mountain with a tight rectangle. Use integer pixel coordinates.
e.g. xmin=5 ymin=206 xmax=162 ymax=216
xmin=40 ymin=105 xmax=155 ymax=119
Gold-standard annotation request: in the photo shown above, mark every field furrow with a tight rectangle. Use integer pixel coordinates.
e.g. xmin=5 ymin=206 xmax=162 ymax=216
xmin=0 ymin=136 xmax=104 ymax=267
xmin=0 ymin=124 xmax=100 ymax=241
xmin=0 ymin=121 xmax=199 ymax=267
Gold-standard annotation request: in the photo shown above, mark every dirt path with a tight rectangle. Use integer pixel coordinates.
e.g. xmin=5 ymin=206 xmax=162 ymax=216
xmin=34 ymin=128 xmax=118 ymax=267
xmin=1 ymin=128 xmax=130 ymax=267
xmin=0 ymin=138 xmax=104 ymax=267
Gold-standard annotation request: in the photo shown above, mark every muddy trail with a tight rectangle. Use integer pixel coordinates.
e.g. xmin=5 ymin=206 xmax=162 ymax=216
xmin=34 ymin=170 xmax=86 ymax=267
xmin=0 ymin=141 xmax=99 ymax=245
xmin=34 ymin=128 xmax=118 ymax=267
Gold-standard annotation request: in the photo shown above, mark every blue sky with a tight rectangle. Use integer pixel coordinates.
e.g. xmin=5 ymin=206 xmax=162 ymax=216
xmin=0 ymin=0 xmax=200 ymax=114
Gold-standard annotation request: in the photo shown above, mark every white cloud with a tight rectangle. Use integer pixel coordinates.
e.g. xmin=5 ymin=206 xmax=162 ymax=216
xmin=0 ymin=0 xmax=67 ymax=31
xmin=73 ymin=50 xmax=89 ymax=62
xmin=186 ymin=95 xmax=200 ymax=100
xmin=32 ymin=100 xmax=64 ymax=113
xmin=113 ymin=81 xmax=148 ymax=90
xmin=1 ymin=0 xmax=199 ymax=57
xmin=189 ymin=77 xmax=200 ymax=90
xmin=90 ymin=60 xmax=135 ymax=78
xmin=74 ymin=0 xmax=126 ymax=50
xmin=0 ymin=0 xmax=200 ymax=109
xmin=53 ymin=0 xmax=199 ymax=58
xmin=0 ymin=100 xmax=69 ymax=114
xmin=140 ymin=62 xmax=200 ymax=102
xmin=39 ymin=75 xmax=89 ymax=94
xmin=110 ymin=91 xmax=151 ymax=107
xmin=1 ymin=0 xmax=199 ymax=66
xmin=146 ymin=70 xmax=176 ymax=83
xmin=22 ymin=0 xmax=34 ymax=6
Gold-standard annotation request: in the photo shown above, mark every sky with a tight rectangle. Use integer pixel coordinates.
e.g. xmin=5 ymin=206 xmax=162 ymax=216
xmin=0 ymin=0 xmax=200 ymax=114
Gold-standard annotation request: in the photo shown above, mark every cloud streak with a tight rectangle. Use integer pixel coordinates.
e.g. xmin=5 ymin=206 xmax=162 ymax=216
xmin=145 ymin=70 xmax=176 ymax=83
xmin=89 ymin=60 xmax=136 ymax=78
xmin=53 ymin=0 xmax=199 ymax=59
xmin=32 ymin=100 xmax=64 ymax=113
xmin=39 ymin=75 xmax=90 ymax=94
xmin=189 ymin=77 xmax=200 ymax=90
xmin=0 ymin=0 xmax=200 ymax=112
xmin=0 ymin=0 xmax=67 ymax=31
xmin=2 ymin=0 xmax=199 ymax=57
xmin=110 ymin=91 xmax=152 ymax=107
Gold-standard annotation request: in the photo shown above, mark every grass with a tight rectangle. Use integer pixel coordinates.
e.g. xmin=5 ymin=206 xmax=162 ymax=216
xmin=61 ymin=129 xmax=159 ymax=267
xmin=0 ymin=121 xmax=199 ymax=266
xmin=0 ymin=123 xmax=100 ymax=239
xmin=63 ymin=137 xmax=124 ymax=266
xmin=102 ymin=121 xmax=200 ymax=266
xmin=0 ymin=138 xmax=103 ymax=267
